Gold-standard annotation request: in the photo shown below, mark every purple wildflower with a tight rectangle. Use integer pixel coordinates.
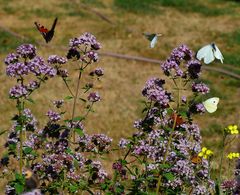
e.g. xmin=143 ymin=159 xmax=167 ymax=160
xmin=182 ymin=96 xmax=187 ymax=103
xmin=53 ymin=100 xmax=64 ymax=108
xmin=4 ymin=53 xmax=19 ymax=65
xmin=192 ymin=185 xmax=207 ymax=195
xmin=86 ymin=51 xmax=99 ymax=62
xmin=196 ymin=103 xmax=206 ymax=114
xmin=88 ymin=92 xmax=101 ymax=102
xmin=28 ymin=56 xmax=57 ymax=77
xmin=46 ymin=110 xmax=61 ymax=122
xmin=27 ymin=81 xmax=39 ymax=91
xmin=57 ymin=69 xmax=69 ymax=77
xmin=142 ymin=78 xmax=171 ymax=107
xmin=187 ymin=60 xmax=202 ymax=79
xmin=192 ymin=82 xmax=210 ymax=94
xmin=6 ymin=62 xmax=29 ymax=77
xmin=170 ymin=44 xmax=193 ymax=62
xmin=67 ymin=120 xmax=85 ymax=132
xmin=48 ymin=55 xmax=67 ymax=65
xmin=9 ymin=84 xmax=28 ymax=98
xmin=16 ymin=44 xmax=36 ymax=59
xmin=90 ymin=67 xmax=104 ymax=77
xmin=118 ymin=138 xmax=130 ymax=148
xmin=221 ymin=180 xmax=236 ymax=193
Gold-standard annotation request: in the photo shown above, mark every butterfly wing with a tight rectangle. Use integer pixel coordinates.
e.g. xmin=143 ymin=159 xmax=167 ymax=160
xmin=203 ymin=97 xmax=219 ymax=113
xmin=143 ymin=33 xmax=156 ymax=41
xmin=34 ymin=22 xmax=48 ymax=40
xmin=191 ymin=156 xmax=202 ymax=164
xmin=150 ymin=35 xmax=158 ymax=48
xmin=196 ymin=44 xmax=215 ymax=64
xmin=213 ymin=44 xmax=224 ymax=63
xmin=44 ymin=17 xmax=58 ymax=43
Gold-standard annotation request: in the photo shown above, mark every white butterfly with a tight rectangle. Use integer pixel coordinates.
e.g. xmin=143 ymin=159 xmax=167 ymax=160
xmin=202 ymin=97 xmax=220 ymax=113
xmin=143 ymin=33 xmax=162 ymax=48
xmin=196 ymin=43 xmax=224 ymax=64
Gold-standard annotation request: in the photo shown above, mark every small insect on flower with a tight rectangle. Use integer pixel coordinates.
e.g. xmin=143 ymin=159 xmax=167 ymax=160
xmin=23 ymin=168 xmax=39 ymax=190
xmin=202 ymin=97 xmax=219 ymax=113
xmin=34 ymin=17 xmax=58 ymax=43
xmin=196 ymin=43 xmax=224 ymax=64
xmin=143 ymin=33 xmax=163 ymax=48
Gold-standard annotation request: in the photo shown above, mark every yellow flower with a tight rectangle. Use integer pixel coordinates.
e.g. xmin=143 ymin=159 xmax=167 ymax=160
xmin=202 ymin=147 xmax=207 ymax=152
xmin=227 ymin=152 xmax=240 ymax=160
xmin=198 ymin=147 xmax=213 ymax=159
xmin=198 ymin=152 xmax=204 ymax=157
xmin=225 ymin=125 xmax=239 ymax=135
xmin=206 ymin=149 xmax=213 ymax=156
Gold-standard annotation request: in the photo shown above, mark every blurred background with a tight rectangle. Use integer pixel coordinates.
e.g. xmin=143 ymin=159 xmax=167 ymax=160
xmin=0 ymin=0 xmax=240 ymax=186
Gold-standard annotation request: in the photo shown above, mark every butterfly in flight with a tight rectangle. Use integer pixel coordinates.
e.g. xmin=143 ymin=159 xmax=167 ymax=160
xmin=143 ymin=33 xmax=162 ymax=48
xmin=34 ymin=17 xmax=58 ymax=43
xmin=196 ymin=43 xmax=224 ymax=64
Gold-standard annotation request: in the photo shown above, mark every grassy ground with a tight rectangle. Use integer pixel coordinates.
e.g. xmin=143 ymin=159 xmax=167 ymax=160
xmin=0 ymin=0 xmax=240 ymax=192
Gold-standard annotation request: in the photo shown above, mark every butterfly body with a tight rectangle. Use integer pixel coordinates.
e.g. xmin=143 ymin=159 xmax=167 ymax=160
xmin=143 ymin=33 xmax=162 ymax=48
xmin=35 ymin=17 xmax=58 ymax=43
xmin=203 ymin=97 xmax=219 ymax=113
xmin=196 ymin=43 xmax=223 ymax=64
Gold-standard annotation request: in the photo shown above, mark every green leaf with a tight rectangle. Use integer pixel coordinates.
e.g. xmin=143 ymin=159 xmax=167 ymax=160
xmin=23 ymin=147 xmax=33 ymax=154
xmin=26 ymin=98 xmax=35 ymax=104
xmin=74 ymin=127 xmax=84 ymax=136
xmin=15 ymin=125 xmax=22 ymax=131
xmin=72 ymin=116 xmax=85 ymax=121
xmin=159 ymin=164 xmax=171 ymax=169
xmin=14 ymin=183 xmax=24 ymax=194
xmin=64 ymin=96 xmax=73 ymax=100
xmin=69 ymin=184 xmax=78 ymax=193
xmin=163 ymin=172 xmax=175 ymax=181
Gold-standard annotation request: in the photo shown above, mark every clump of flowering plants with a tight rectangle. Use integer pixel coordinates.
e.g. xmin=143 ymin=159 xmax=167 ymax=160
xmin=1 ymin=33 xmax=111 ymax=194
xmin=1 ymin=33 xmax=239 ymax=195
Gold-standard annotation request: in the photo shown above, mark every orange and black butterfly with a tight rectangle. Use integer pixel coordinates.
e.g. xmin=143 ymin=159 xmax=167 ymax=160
xmin=171 ymin=113 xmax=184 ymax=128
xmin=191 ymin=155 xmax=202 ymax=164
xmin=34 ymin=17 xmax=58 ymax=43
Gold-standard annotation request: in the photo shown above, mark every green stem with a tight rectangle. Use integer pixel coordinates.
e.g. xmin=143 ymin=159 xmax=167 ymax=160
xmin=219 ymin=135 xmax=226 ymax=186
xmin=62 ymin=78 xmax=74 ymax=97
xmin=71 ymin=67 xmax=83 ymax=142
xmin=156 ymin=115 xmax=177 ymax=194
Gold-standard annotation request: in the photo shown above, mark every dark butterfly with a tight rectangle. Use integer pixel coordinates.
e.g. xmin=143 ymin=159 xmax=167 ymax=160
xmin=34 ymin=17 xmax=58 ymax=43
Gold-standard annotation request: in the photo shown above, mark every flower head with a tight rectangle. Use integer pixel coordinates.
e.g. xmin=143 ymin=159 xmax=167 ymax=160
xmin=227 ymin=152 xmax=240 ymax=160
xmin=16 ymin=44 xmax=36 ymax=59
xmin=198 ymin=147 xmax=213 ymax=159
xmin=225 ymin=125 xmax=239 ymax=135
xmin=88 ymin=92 xmax=101 ymax=102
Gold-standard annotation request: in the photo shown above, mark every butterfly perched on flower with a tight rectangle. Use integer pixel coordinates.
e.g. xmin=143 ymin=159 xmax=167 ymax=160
xmin=191 ymin=155 xmax=202 ymax=164
xmin=202 ymin=97 xmax=219 ymax=113
xmin=34 ymin=17 xmax=58 ymax=43
xmin=143 ymin=33 xmax=162 ymax=48
xmin=196 ymin=43 xmax=223 ymax=64
xmin=170 ymin=113 xmax=184 ymax=128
